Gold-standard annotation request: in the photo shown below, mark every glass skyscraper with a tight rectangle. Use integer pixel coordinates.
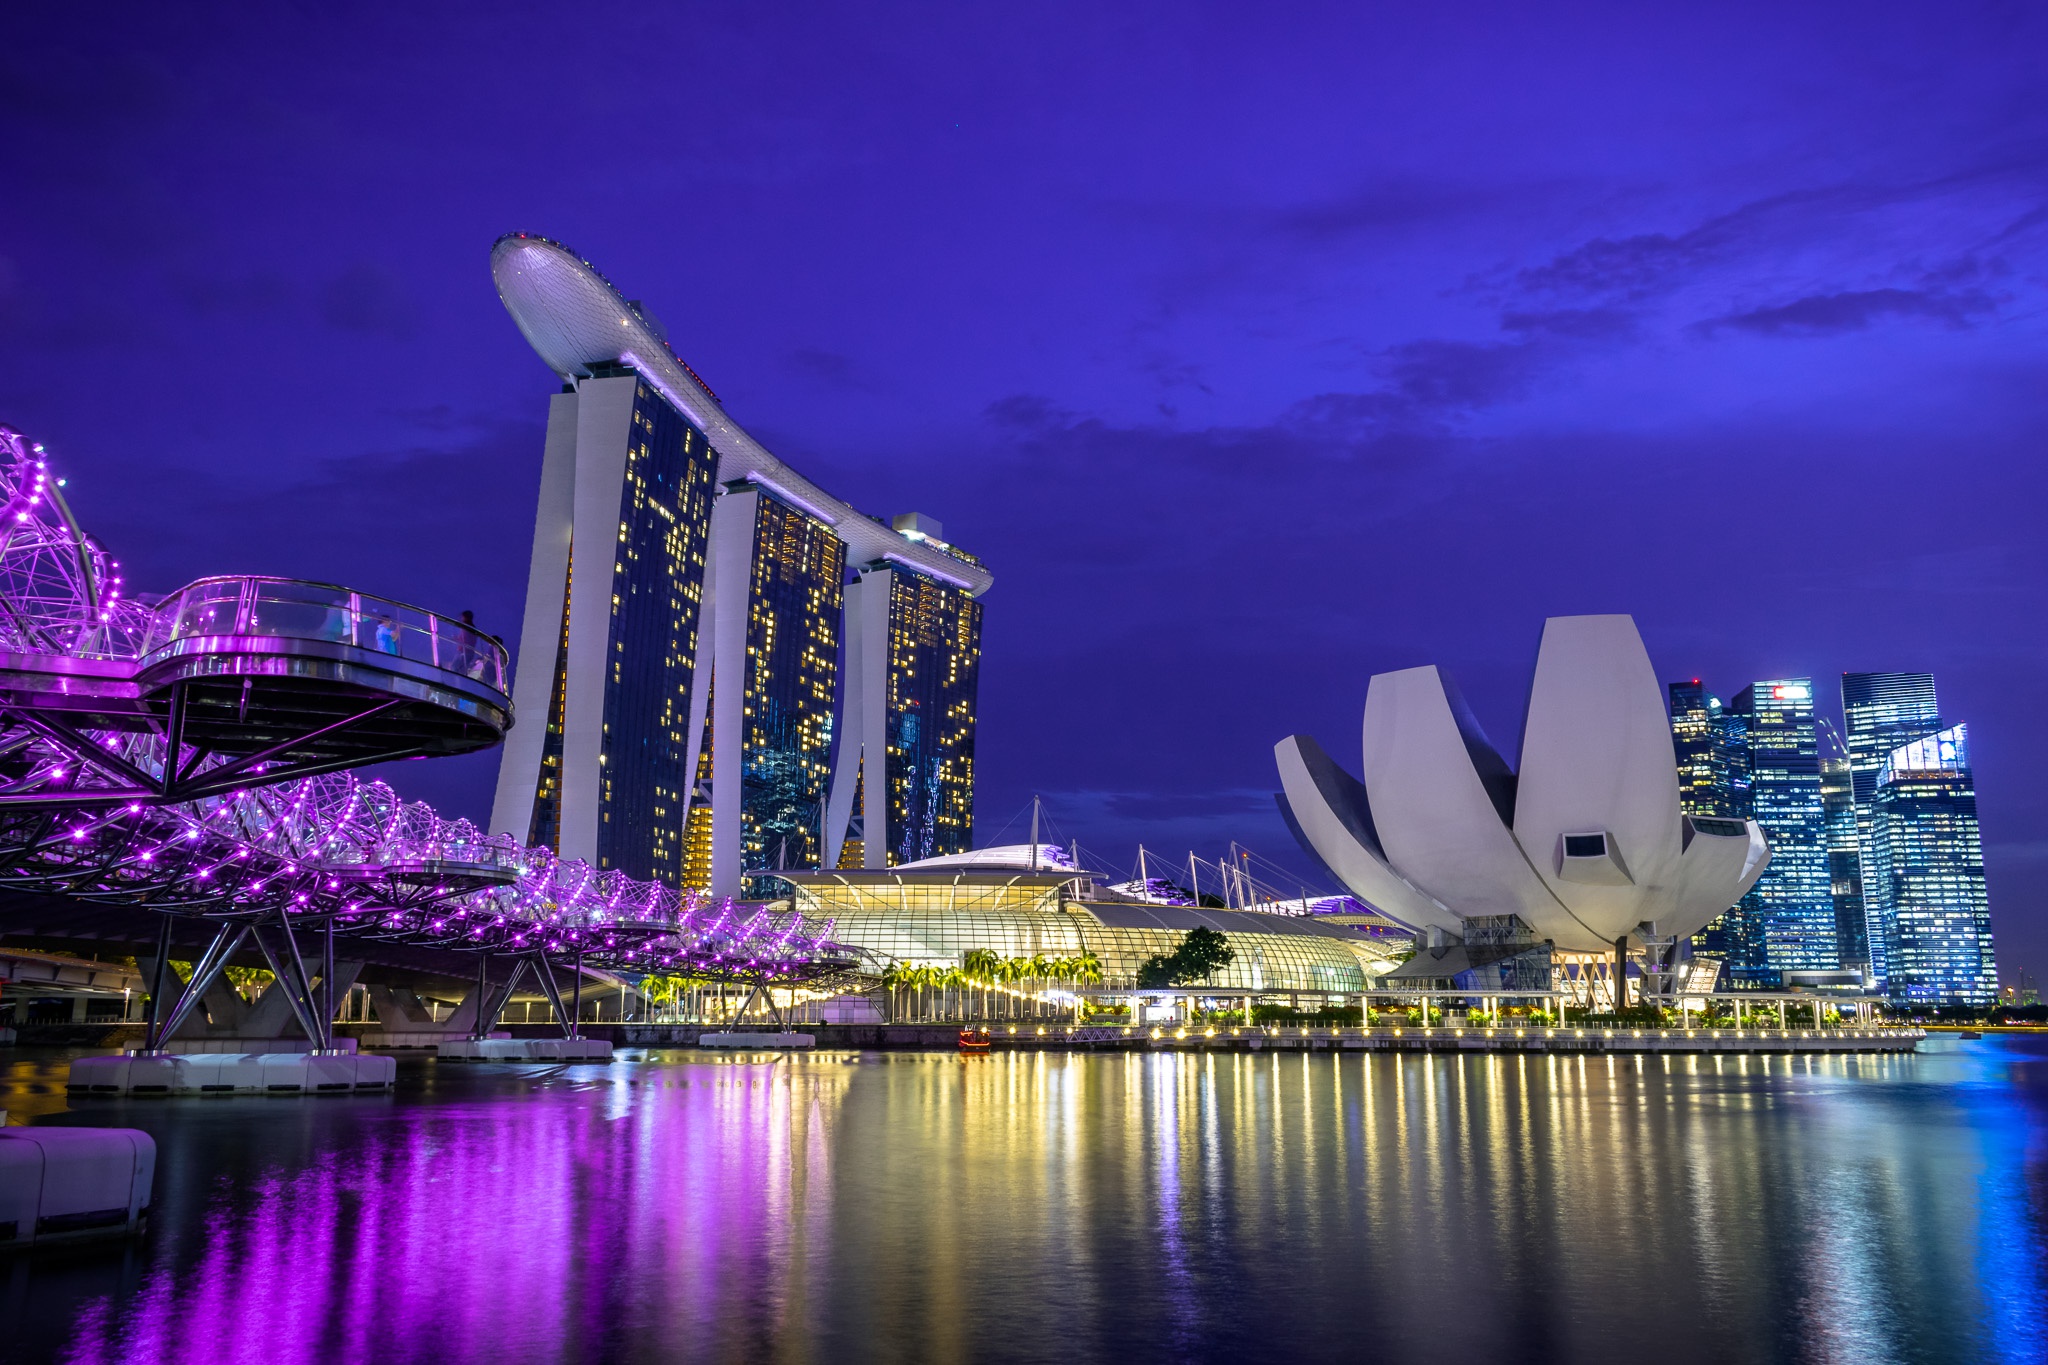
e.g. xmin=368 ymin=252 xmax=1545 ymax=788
xmin=1820 ymin=752 xmax=1868 ymax=973
xmin=1841 ymin=672 xmax=1942 ymax=989
xmin=732 ymin=488 xmax=845 ymax=892
xmin=882 ymin=568 xmax=983 ymax=864
xmin=1725 ymin=680 xmax=1836 ymax=986
xmin=1670 ymin=680 xmax=1755 ymax=976
xmin=1668 ymin=681 xmax=1751 ymax=819
xmin=490 ymin=370 xmax=717 ymax=885
xmin=826 ymin=543 xmax=985 ymax=871
xmin=1864 ymin=725 xmax=1997 ymax=1007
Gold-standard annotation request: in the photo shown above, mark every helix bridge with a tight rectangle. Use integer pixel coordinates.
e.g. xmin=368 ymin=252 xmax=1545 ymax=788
xmin=0 ymin=424 xmax=854 ymax=1050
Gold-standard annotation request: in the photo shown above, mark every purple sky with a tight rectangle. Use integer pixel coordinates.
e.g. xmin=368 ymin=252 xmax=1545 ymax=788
xmin=3 ymin=4 xmax=2044 ymax=979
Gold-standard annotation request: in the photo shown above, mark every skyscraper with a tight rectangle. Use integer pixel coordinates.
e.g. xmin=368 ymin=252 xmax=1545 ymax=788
xmin=489 ymin=368 xmax=718 ymax=884
xmin=1863 ymin=724 xmax=1997 ymax=1007
xmin=826 ymin=548 xmax=984 ymax=871
xmin=1820 ymin=752 xmax=1868 ymax=973
xmin=1726 ymin=680 xmax=1835 ymax=986
xmin=1841 ymin=672 xmax=1942 ymax=989
xmin=487 ymin=234 xmax=993 ymax=898
xmin=1668 ymin=681 xmax=1750 ymax=819
xmin=1670 ymin=680 xmax=1756 ymax=975
xmin=692 ymin=483 xmax=846 ymax=897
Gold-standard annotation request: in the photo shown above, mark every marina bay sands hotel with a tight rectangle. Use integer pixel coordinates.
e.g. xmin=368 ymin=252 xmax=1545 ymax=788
xmin=485 ymin=234 xmax=991 ymax=899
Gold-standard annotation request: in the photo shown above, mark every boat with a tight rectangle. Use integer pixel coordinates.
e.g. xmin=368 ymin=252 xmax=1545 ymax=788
xmin=1959 ymin=1030 xmax=1983 ymax=1039
xmin=958 ymin=1028 xmax=991 ymax=1053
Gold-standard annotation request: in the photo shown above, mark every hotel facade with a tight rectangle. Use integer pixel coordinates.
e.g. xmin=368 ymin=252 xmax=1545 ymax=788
xmin=486 ymin=235 xmax=990 ymax=899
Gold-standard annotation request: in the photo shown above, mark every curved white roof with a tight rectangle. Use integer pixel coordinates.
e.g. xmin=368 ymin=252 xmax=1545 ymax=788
xmin=490 ymin=234 xmax=993 ymax=598
xmin=895 ymin=844 xmax=1081 ymax=872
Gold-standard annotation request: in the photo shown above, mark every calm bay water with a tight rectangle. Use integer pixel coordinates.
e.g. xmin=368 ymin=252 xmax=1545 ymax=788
xmin=3 ymin=1039 xmax=2046 ymax=1365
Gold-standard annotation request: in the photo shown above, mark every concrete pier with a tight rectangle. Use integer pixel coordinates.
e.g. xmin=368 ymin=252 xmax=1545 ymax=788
xmin=66 ymin=1051 xmax=397 ymax=1095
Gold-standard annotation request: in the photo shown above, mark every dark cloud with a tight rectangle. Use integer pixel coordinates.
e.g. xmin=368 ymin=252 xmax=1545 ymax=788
xmin=1273 ymin=178 xmax=1511 ymax=241
xmin=1378 ymin=339 xmax=1537 ymax=412
xmin=1703 ymin=287 xmax=1993 ymax=337
xmin=321 ymin=263 xmax=418 ymax=339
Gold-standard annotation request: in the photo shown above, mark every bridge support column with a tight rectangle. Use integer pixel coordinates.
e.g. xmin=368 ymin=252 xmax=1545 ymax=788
xmin=141 ymin=922 xmax=251 ymax=1053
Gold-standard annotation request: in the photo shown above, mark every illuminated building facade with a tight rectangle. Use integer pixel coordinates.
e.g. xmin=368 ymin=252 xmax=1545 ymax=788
xmin=488 ymin=369 xmax=717 ymax=884
xmin=1668 ymin=680 xmax=1751 ymax=819
xmin=1841 ymin=671 xmax=1942 ymax=989
xmin=826 ymin=540 xmax=984 ymax=872
xmin=782 ymin=847 xmax=1401 ymax=992
xmin=1864 ymin=725 xmax=1997 ymax=1007
xmin=1821 ymin=753 xmax=1868 ymax=973
xmin=488 ymin=234 xmax=993 ymax=898
xmin=692 ymin=485 xmax=845 ymax=898
xmin=1726 ymin=679 xmax=1836 ymax=986
xmin=1669 ymin=680 xmax=1755 ymax=972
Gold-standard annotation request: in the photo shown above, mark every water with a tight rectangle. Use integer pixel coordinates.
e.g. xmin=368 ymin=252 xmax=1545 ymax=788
xmin=3 ymin=1039 xmax=2046 ymax=1364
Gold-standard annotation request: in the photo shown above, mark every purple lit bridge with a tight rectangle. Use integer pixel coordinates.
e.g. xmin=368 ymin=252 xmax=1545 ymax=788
xmin=0 ymin=426 xmax=855 ymax=1052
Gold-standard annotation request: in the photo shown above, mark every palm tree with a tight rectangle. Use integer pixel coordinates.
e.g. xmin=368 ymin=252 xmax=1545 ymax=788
xmin=963 ymin=949 xmax=1001 ymax=1021
xmin=1069 ymin=951 xmax=1103 ymax=1023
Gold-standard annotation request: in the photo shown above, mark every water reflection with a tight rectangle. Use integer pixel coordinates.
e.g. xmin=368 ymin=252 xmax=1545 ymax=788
xmin=2 ymin=1039 xmax=2044 ymax=1364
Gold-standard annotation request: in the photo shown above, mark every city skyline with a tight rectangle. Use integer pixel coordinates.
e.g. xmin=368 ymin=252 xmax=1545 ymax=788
xmin=1 ymin=4 xmax=2042 ymax=978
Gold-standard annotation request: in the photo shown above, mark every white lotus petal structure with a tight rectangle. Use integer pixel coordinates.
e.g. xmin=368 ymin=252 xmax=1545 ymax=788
xmin=1275 ymin=614 xmax=1770 ymax=953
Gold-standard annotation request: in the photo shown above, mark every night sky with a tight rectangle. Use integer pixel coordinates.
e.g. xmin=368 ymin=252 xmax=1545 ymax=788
xmin=3 ymin=5 xmax=2043 ymax=979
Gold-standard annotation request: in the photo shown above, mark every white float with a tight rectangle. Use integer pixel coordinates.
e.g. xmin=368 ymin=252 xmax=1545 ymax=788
xmin=65 ymin=1051 xmax=396 ymax=1095
xmin=0 ymin=1125 xmax=155 ymax=1247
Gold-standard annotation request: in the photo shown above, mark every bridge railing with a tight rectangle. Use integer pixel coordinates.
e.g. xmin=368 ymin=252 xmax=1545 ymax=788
xmin=142 ymin=576 xmax=509 ymax=692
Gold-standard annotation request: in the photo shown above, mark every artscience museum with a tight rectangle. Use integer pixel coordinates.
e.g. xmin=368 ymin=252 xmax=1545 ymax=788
xmin=1277 ymin=614 xmax=1773 ymax=1006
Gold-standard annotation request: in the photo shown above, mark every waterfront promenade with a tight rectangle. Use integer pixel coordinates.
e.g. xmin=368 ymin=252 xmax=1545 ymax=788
xmin=603 ymin=1021 xmax=1925 ymax=1055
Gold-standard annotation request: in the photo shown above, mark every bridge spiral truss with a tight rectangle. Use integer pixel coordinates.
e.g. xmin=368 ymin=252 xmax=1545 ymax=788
xmin=0 ymin=425 xmax=850 ymax=990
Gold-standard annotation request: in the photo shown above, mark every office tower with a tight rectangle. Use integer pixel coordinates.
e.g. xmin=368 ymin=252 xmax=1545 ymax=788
xmin=1726 ymin=680 xmax=1836 ymax=986
xmin=489 ymin=234 xmax=992 ymax=898
xmin=826 ymin=546 xmax=984 ymax=871
xmin=1668 ymin=681 xmax=1751 ymax=819
xmin=489 ymin=368 xmax=717 ymax=884
xmin=1670 ymin=681 xmax=1755 ymax=973
xmin=1820 ymin=753 xmax=1868 ymax=973
xmin=1841 ymin=672 xmax=1942 ymax=989
xmin=1863 ymin=725 xmax=1997 ymax=1007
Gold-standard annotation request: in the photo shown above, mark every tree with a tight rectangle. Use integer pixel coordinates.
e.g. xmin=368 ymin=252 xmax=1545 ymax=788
xmin=1135 ymin=929 xmax=1236 ymax=989
xmin=1176 ymin=928 xmax=1233 ymax=981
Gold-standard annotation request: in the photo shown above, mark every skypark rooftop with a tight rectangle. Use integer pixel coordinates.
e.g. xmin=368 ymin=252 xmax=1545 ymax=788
xmin=489 ymin=233 xmax=992 ymax=597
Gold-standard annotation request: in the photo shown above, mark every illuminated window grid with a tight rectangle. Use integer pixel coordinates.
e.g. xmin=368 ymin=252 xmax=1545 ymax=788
xmin=593 ymin=382 xmax=715 ymax=884
xmin=739 ymin=492 xmax=844 ymax=884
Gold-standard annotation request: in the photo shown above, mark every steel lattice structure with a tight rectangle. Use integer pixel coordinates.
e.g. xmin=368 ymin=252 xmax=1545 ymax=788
xmin=0 ymin=425 xmax=853 ymax=1048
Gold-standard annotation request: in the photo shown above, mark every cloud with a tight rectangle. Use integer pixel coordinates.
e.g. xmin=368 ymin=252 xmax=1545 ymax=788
xmin=321 ymin=263 xmax=418 ymax=339
xmin=1377 ymin=339 xmax=1537 ymax=412
xmin=1702 ymin=287 xmax=1992 ymax=337
xmin=1271 ymin=178 xmax=1511 ymax=241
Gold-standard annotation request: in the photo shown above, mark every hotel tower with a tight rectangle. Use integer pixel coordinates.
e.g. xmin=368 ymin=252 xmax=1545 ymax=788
xmin=486 ymin=235 xmax=991 ymax=899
